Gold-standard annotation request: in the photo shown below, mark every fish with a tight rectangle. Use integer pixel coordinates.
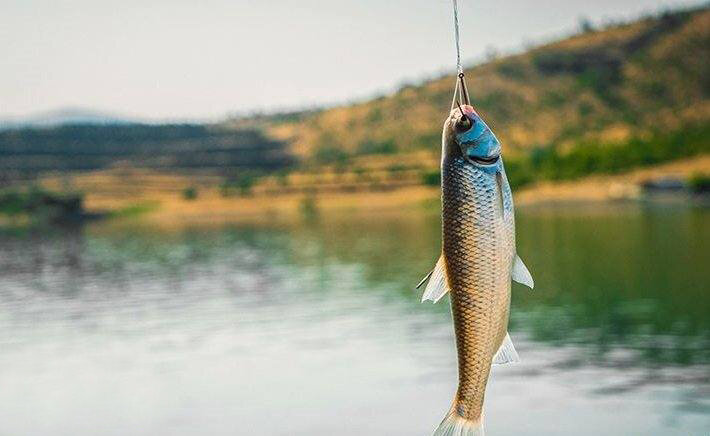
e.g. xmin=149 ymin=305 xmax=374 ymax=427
xmin=418 ymin=75 xmax=534 ymax=436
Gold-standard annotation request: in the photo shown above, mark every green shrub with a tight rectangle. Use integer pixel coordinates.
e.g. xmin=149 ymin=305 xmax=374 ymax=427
xmin=422 ymin=171 xmax=441 ymax=187
xmin=357 ymin=139 xmax=397 ymax=155
xmin=387 ymin=164 xmax=407 ymax=173
xmin=182 ymin=187 xmax=198 ymax=200
xmin=504 ymin=159 xmax=535 ymax=189
xmin=353 ymin=167 xmax=367 ymax=180
xmin=497 ymin=61 xmax=527 ymax=80
xmin=0 ymin=187 xmax=83 ymax=221
xmin=276 ymin=171 xmax=290 ymax=187
xmin=314 ymin=145 xmax=349 ymax=165
xmin=366 ymin=108 xmax=383 ymax=123
xmin=413 ymin=132 xmax=441 ymax=150
xmin=221 ymin=172 xmax=261 ymax=196
xmin=541 ymin=91 xmax=566 ymax=108
xmin=688 ymin=173 xmax=710 ymax=194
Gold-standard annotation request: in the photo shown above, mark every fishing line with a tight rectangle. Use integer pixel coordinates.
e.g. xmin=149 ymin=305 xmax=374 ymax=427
xmin=452 ymin=0 xmax=463 ymax=74
xmin=451 ymin=0 xmax=470 ymax=108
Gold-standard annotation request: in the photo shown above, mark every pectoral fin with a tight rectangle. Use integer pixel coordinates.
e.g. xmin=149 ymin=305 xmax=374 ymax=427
xmin=417 ymin=255 xmax=450 ymax=303
xmin=512 ymin=254 xmax=534 ymax=289
xmin=493 ymin=332 xmax=520 ymax=365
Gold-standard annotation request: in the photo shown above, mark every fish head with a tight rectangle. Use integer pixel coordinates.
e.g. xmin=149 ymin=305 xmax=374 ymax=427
xmin=446 ymin=105 xmax=502 ymax=171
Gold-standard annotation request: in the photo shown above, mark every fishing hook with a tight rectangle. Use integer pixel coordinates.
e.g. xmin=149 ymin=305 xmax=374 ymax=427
xmin=458 ymin=72 xmax=471 ymax=106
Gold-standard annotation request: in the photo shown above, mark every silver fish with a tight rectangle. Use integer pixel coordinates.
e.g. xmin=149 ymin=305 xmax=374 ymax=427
xmin=419 ymin=75 xmax=534 ymax=436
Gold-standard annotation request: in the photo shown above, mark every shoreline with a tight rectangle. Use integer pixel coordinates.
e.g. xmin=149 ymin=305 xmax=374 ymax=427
xmin=14 ymin=154 xmax=706 ymax=228
xmin=101 ymin=156 xmax=710 ymax=226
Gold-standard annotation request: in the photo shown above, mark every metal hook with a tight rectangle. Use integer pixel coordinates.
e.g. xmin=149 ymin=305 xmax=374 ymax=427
xmin=458 ymin=72 xmax=471 ymax=106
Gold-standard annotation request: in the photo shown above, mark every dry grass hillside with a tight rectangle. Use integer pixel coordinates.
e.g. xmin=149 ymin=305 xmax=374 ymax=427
xmin=254 ymin=6 xmax=708 ymax=172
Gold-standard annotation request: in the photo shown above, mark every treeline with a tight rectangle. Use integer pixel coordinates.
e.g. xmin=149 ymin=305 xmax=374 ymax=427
xmin=504 ymin=124 xmax=710 ymax=188
xmin=0 ymin=124 xmax=292 ymax=179
xmin=0 ymin=187 xmax=85 ymax=222
xmin=417 ymin=124 xmax=709 ymax=189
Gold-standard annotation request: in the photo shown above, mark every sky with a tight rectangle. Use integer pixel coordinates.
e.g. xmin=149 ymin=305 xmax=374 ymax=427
xmin=0 ymin=0 xmax=704 ymax=121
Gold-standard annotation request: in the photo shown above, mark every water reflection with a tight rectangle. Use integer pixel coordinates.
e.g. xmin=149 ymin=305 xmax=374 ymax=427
xmin=0 ymin=204 xmax=708 ymax=435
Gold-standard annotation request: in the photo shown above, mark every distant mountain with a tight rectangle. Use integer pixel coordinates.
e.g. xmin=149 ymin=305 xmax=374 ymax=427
xmin=0 ymin=107 xmax=139 ymax=130
xmin=0 ymin=123 xmax=292 ymax=180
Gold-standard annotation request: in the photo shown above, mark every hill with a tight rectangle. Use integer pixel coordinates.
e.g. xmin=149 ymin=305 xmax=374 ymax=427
xmin=0 ymin=107 xmax=139 ymax=131
xmin=253 ymin=6 xmax=708 ymax=185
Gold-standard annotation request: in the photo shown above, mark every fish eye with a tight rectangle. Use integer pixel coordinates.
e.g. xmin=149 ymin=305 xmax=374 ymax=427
xmin=455 ymin=116 xmax=473 ymax=133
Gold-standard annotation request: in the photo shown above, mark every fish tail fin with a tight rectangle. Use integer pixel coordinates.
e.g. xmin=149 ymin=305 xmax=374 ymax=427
xmin=433 ymin=408 xmax=484 ymax=436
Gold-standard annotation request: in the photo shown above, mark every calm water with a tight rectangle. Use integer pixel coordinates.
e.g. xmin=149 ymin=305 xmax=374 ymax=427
xmin=0 ymin=204 xmax=708 ymax=436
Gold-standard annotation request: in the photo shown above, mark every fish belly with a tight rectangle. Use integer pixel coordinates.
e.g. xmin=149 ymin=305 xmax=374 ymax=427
xmin=441 ymin=157 xmax=514 ymax=422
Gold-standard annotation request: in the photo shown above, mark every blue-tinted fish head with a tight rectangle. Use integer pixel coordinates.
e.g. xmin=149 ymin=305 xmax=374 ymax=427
xmin=452 ymin=105 xmax=502 ymax=172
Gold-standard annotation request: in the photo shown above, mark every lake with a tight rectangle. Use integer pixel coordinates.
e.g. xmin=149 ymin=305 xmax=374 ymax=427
xmin=0 ymin=203 xmax=708 ymax=435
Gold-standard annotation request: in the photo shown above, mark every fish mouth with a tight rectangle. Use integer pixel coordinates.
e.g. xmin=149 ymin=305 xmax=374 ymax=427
xmin=470 ymin=155 xmax=500 ymax=165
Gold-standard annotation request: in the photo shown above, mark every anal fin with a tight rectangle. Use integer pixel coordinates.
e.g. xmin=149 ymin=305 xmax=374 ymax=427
xmin=493 ymin=332 xmax=520 ymax=365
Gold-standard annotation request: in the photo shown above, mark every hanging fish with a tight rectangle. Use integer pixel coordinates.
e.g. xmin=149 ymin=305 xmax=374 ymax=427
xmin=418 ymin=74 xmax=534 ymax=436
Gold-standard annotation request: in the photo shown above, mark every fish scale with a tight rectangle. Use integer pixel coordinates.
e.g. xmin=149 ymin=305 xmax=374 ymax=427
xmin=441 ymin=155 xmax=515 ymax=423
xmin=426 ymin=105 xmax=533 ymax=436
